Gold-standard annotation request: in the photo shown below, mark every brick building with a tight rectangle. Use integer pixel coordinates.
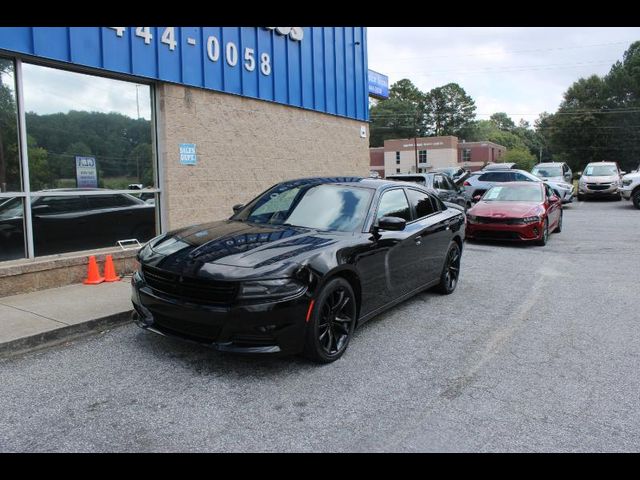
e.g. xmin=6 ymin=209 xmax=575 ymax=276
xmin=371 ymin=136 xmax=506 ymax=178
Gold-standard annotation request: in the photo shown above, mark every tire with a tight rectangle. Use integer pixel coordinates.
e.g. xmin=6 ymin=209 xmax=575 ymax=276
xmin=554 ymin=210 xmax=563 ymax=233
xmin=615 ymin=193 xmax=622 ymax=201
xmin=302 ymin=278 xmax=357 ymax=364
xmin=435 ymin=242 xmax=461 ymax=295
xmin=536 ymin=218 xmax=549 ymax=246
xmin=577 ymin=193 xmax=584 ymax=201
xmin=633 ymin=190 xmax=640 ymax=210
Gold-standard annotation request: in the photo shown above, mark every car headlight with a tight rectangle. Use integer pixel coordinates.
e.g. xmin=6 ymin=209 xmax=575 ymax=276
xmin=237 ymin=278 xmax=307 ymax=301
xmin=622 ymin=179 xmax=632 ymax=186
xmin=523 ymin=216 xmax=540 ymax=224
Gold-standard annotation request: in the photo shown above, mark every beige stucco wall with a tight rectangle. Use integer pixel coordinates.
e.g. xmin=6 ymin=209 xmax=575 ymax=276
xmin=157 ymin=84 xmax=370 ymax=230
xmin=384 ymin=148 xmax=458 ymax=176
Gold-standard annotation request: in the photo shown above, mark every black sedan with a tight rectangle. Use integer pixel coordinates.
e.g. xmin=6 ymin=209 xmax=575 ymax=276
xmin=132 ymin=177 xmax=465 ymax=363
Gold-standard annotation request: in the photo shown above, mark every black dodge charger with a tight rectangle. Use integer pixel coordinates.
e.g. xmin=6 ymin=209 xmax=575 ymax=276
xmin=132 ymin=177 xmax=465 ymax=363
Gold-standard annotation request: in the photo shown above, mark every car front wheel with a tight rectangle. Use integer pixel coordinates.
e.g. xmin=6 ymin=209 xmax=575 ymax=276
xmin=633 ymin=190 xmax=640 ymax=209
xmin=302 ymin=278 xmax=357 ymax=364
xmin=435 ymin=242 xmax=461 ymax=295
xmin=536 ymin=218 xmax=549 ymax=246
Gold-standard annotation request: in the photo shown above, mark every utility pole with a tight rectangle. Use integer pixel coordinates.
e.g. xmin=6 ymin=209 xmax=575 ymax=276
xmin=539 ymin=145 xmax=542 ymax=163
xmin=413 ymin=114 xmax=418 ymax=173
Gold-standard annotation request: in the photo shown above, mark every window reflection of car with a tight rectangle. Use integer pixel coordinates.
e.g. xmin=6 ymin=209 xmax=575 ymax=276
xmin=0 ymin=189 xmax=156 ymax=257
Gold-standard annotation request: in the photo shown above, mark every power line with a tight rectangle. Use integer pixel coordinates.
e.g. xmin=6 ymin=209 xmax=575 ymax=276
xmin=387 ymin=60 xmax=618 ymax=76
xmin=370 ymin=40 xmax=637 ymax=62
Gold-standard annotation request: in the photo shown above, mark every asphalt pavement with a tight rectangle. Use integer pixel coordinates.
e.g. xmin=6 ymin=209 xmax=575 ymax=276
xmin=1 ymin=198 xmax=639 ymax=452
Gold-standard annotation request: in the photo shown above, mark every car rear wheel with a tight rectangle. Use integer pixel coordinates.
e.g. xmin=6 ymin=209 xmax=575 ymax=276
xmin=554 ymin=211 xmax=563 ymax=233
xmin=633 ymin=190 xmax=640 ymax=209
xmin=302 ymin=278 xmax=357 ymax=364
xmin=536 ymin=218 xmax=549 ymax=246
xmin=435 ymin=243 xmax=461 ymax=295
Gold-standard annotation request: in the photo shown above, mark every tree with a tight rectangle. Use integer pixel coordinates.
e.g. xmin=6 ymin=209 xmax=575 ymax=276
xmin=369 ymin=97 xmax=422 ymax=147
xmin=501 ymin=148 xmax=537 ymax=171
xmin=490 ymin=112 xmax=516 ymax=131
xmin=423 ymin=83 xmax=476 ymax=136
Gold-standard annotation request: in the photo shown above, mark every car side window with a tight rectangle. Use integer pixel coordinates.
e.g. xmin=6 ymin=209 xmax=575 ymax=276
xmin=36 ymin=196 xmax=86 ymax=213
xmin=514 ymin=172 xmax=533 ymax=182
xmin=406 ymin=189 xmax=437 ymax=219
xmin=544 ymin=184 xmax=554 ymax=198
xmin=478 ymin=172 xmax=495 ymax=181
xmin=376 ymin=189 xmax=412 ymax=222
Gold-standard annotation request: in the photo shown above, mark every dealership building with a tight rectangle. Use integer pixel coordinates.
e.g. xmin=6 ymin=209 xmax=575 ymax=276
xmin=373 ymin=136 xmax=506 ymax=177
xmin=0 ymin=27 xmax=371 ymax=294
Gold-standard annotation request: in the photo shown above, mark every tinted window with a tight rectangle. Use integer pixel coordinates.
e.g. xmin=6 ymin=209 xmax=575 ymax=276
xmin=87 ymin=194 xmax=138 ymax=209
xmin=480 ymin=172 xmax=514 ymax=182
xmin=376 ymin=189 xmax=411 ymax=222
xmin=514 ymin=171 xmax=535 ymax=182
xmin=406 ymin=189 xmax=437 ymax=219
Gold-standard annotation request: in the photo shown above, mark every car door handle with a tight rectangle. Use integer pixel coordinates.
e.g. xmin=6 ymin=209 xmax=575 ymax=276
xmin=414 ymin=235 xmax=422 ymax=245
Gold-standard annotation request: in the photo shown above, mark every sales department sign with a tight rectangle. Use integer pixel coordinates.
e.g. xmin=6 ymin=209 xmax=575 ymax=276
xmin=0 ymin=27 xmax=368 ymax=121
xmin=75 ymin=156 xmax=98 ymax=188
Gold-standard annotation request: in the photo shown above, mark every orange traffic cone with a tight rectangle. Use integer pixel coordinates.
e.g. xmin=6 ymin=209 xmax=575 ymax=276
xmin=83 ymin=255 xmax=104 ymax=285
xmin=103 ymin=255 xmax=121 ymax=282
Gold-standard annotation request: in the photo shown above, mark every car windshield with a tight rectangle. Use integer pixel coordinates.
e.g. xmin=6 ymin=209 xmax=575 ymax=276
xmin=237 ymin=183 xmax=373 ymax=232
xmin=584 ymin=165 xmax=617 ymax=176
xmin=483 ymin=185 xmax=542 ymax=202
xmin=532 ymin=166 xmax=562 ymax=177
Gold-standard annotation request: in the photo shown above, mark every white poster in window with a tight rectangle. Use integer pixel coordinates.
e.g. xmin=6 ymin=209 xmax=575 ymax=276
xmin=75 ymin=156 xmax=98 ymax=188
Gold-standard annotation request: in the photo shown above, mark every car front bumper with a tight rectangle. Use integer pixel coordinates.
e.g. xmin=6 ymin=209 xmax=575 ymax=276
xmin=578 ymin=185 xmax=619 ymax=196
xmin=465 ymin=220 xmax=544 ymax=242
xmin=620 ymin=185 xmax=633 ymax=200
xmin=131 ymin=271 xmax=310 ymax=355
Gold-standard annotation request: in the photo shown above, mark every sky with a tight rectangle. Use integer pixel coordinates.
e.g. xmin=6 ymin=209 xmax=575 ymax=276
xmin=21 ymin=63 xmax=152 ymax=121
xmin=367 ymin=27 xmax=640 ymax=125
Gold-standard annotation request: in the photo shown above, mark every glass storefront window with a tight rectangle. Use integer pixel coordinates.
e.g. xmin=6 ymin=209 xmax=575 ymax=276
xmin=0 ymin=57 xmax=22 ymax=193
xmin=22 ymin=63 xmax=155 ymax=191
xmin=0 ymin=197 xmax=26 ymax=261
xmin=30 ymin=192 xmax=156 ymax=257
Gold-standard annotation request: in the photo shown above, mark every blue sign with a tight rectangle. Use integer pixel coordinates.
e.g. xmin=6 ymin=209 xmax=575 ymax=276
xmin=368 ymin=69 xmax=389 ymax=99
xmin=179 ymin=143 xmax=197 ymax=165
xmin=0 ymin=27 xmax=369 ymax=121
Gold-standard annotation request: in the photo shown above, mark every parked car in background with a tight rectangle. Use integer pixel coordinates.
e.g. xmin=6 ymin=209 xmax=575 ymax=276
xmin=620 ymin=163 xmax=640 ymax=209
xmin=386 ymin=173 xmax=470 ymax=209
xmin=132 ymin=176 xmax=466 ymax=363
xmin=482 ymin=162 xmax=519 ymax=171
xmin=466 ymin=182 xmax=562 ymax=246
xmin=462 ymin=168 xmax=574 ymax=204
xmin=577 ymin=162 xmax=624 ymax=201
xmin=531 ymin=162 xmax=573 ymax=184
xmin=0 ymin=189 xmax=155 ymax=258
xmin=431 ymin=166 xmax=470 ymax=184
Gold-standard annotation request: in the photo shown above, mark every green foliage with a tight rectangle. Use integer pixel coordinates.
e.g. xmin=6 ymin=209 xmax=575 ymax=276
xmin=490 ymin=112 xmax=516 ymax=131
xmin=501 ymin=148 xmax=537 ymax=171
xmin=544 ymin=41 xmax=640 ymax=173
xmin=424 ymin=83 xmax=476 ymax=136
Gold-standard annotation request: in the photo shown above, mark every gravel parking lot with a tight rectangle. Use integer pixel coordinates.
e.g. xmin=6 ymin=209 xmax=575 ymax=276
xmin=1 ymin=199 xmax=639 ymax=452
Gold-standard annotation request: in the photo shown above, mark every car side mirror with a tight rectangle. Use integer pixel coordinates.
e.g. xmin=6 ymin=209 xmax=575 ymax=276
xmin=377 ymin=216 xmax=406 ymax=231
xmin=232 ymin=204 xmax=245 ymax=214
xmin=473 ymin=195 xmax=482 ymax=202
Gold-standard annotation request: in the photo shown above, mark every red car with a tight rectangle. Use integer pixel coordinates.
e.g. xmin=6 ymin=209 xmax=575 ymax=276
xmin=466 ymin=182 xmax=562 ymax=246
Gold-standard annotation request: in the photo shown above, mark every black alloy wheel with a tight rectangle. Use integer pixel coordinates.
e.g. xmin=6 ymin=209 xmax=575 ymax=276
xmin=303 ymin=278 xmax=357 ymax=363
xmin=536 ymin=218 xmax=549 ymax=246
xmin=554 ymin=210 xmax=563 ymax=233
xmin=435 ymin=242 xmax=461 ymax=294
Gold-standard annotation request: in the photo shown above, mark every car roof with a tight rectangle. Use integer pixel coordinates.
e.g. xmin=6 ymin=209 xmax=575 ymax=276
xmin=534 ymin=162 xmax=564 ymax=167
xmin=274 ymin=176 xmax=431 ymax=192
xmin=585 ymin=161 xmax=618 ymax=166
xmin=482 ymin=162 xmax=517 ymax=170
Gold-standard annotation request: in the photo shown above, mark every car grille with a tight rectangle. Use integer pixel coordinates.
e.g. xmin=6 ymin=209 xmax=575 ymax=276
xmin=142 ymin=265 xmax=238 ymax=304
xmin=476 ymin=216 xmax=524 ymax=225
xmin=474 ymin=230 xmax=521 ymax=240
xmin=152 ymin=313 xmax=222 ymax=342
xmin=586 ymin=183 xmax=610 ymax=191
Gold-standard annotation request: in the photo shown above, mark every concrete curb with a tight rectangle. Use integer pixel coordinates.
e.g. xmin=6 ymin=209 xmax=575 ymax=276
xmin=0 ymin=310 xmax=133 ymax=360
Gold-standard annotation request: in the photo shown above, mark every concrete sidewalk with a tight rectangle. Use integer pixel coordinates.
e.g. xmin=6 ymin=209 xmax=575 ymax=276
xmin=0 ymin=279 xmax=133 ymax=359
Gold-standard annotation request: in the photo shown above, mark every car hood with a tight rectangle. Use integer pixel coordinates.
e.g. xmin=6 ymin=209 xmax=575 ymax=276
xmin=143 ymin=220 xmax=344 ymax=277
xmin=537 ymin=175 xmax=565 ymax=183
xmin=623 ymin=171 xmax=640 ymax=180
xmin=581 ymin=175 xmax=618 ymax=182
xmin=469 ymin=201 xmax=542 ymax=218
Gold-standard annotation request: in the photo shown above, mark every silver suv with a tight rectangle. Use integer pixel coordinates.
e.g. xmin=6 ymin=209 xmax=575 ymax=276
xmin=531 ymin=162 xmax=572 ymax=184
xmin=577 ymin=162 xmax=623 ymax=201
xmin=620 ymin=164 xmax=640 ymax=209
